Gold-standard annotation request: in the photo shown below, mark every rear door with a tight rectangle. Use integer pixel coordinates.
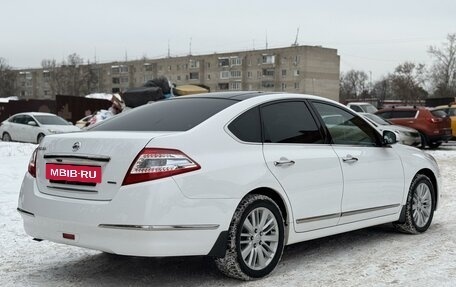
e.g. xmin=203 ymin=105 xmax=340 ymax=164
xmin=261 ymin=101 xmax=343 ymax=232
xmin=311 ymin=101 xmax=404 ymax=224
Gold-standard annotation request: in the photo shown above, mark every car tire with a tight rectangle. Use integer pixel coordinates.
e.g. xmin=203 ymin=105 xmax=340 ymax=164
xmin=419 ymin=133 xmax=427 ymax=149
xmin=393 ymin=174 xmax=435 ymax=234
xmin=428 ymin=142 xmax=441 ymax=149
xmin=214 ymin=194 xmax=285 ymax=280
xmin=37 ymin=133 xmax=45 ymax=144
xmin=2 ymin=133 xmax=11 ymax=142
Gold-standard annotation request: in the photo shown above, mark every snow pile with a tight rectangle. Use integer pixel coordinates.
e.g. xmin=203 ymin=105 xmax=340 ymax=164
xmin=84 ymin=93 xmax=112 ymax=100
xmin=0 ymin=141 xmax=455 ymax=286
xmin=0 ymin=96 xmax=19 ymax=103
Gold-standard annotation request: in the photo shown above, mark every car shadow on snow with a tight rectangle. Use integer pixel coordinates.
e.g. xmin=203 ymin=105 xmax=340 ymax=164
xmin=22 ymin=223 xmax=439 ymax=286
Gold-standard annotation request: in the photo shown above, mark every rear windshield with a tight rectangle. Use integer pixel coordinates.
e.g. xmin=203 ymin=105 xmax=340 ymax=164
xmin=89 ymin=98 xmax=237 ymax=131
xmin=431 ymin=110 xmax=448 ymax=118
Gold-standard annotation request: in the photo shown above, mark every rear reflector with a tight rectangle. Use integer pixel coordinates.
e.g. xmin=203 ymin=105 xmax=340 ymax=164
xmin=62 ymin=233 xmax=75 ymax=240
xmin=28 ymin=148 xmax=38 ymax=178
xmin=122 ymin=148 xmax=201 ymax=185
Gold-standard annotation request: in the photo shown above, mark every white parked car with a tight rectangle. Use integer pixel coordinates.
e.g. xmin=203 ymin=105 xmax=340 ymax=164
xmin=347 ymin=102 xmax=378 ymax=113
xmin=360 ymin=113 xmax=421 ymax=147
xmin=18 ymin=92 xmax=440 ymax=280
xmin=1 ymin=112 xmax=80 ymax=144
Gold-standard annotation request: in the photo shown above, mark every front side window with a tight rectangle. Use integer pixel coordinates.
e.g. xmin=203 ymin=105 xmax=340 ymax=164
xmin=312 ymin=102 xmax=380 ymax=146
xmin=261 ymin=101 xmax=323 ymax=144
xmin=390 ymin=110 xmax=417 ymax=118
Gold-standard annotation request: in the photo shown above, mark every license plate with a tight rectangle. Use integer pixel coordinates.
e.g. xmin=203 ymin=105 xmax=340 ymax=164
xmin=46 ymin=163 xmax=102 ymax=183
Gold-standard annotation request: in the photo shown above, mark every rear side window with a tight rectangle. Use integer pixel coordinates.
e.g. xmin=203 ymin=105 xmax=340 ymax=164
xmin=350 ymin=105 xmax=363 ymax=112
xmin=390 ymin=110 xmax=417 ymax=118
xmin=228 ymin=107 xmax=261 ymax=142
xmin=261 ymin=101 xmax=323 ymax=144
xmin=90 ymin=98 xmax=237 ymax=131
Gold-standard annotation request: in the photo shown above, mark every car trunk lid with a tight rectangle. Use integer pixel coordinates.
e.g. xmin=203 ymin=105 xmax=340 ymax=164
xmin=35 ymin=131 xmax=174 ymax=200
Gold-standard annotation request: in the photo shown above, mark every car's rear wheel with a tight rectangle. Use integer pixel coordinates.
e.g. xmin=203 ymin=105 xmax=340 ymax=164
xmin=2 ymin=133 xmax=11 ymax=142
xmin=215 ymin=194 xmax=285 ymax=280
xmin=393 ymin=174 xmax=435 ymax=234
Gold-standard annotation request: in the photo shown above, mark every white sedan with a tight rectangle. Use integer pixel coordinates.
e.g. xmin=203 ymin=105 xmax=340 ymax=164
xmin=18 ymin=92 xmax=440 ymax=280
xmin=1 ymin=112 xmax=80 ymax=144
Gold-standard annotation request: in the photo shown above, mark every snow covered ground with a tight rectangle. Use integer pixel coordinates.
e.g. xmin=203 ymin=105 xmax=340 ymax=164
xmin=1 ymin=142 xmax=455 ymax=286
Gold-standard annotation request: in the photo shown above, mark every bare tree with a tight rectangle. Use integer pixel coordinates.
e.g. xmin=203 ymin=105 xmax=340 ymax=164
xmin=428 ymin=33 xmax=456 ymax=98
xmin=339 ymin=70 xmax=369 ymax=102
xmin=0 ymin=58 xmax=17 ymax=97
xmin=392 ymin=62 xmax=428 ymax=104
xmin=41 ymin=54 xmax=99 ymax=97
xmin=372 ymin=75 xmax=394 ymax=108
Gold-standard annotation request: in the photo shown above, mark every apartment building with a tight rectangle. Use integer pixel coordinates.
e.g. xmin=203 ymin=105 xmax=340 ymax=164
xmin=14 ymin=45 xmax=340 ymax=101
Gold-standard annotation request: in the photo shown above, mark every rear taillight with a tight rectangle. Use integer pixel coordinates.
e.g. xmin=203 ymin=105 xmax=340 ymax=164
xmin=429 ymin=117 xmax=442 ymax=123
xmin=28 ymin=148 xmax=38 ymax=177
xmin=122 ymin=148 xmax=201 ymax=186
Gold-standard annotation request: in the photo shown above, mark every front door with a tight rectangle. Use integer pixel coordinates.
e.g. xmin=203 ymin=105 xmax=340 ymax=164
xmin=311 ymin=101 xmax=404 ymax=224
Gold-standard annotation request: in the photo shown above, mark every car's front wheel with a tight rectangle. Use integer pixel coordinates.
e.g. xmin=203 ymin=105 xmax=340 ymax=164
xmin=2 ymin=133 xmax=11 ymax=142
xmin=394 ymin=174 xmax=435 ymax=234
xmin=37 ymin=133 xmax=45 ymax=144
xmin=215 ymin=194 xmax=285 ymax=280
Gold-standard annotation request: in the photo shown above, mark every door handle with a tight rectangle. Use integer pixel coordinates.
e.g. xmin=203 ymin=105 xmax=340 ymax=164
xmin=274 ymin=159 xmax=296 ymax=166
xmin=342 ymin=155 xmax=358 ymax=163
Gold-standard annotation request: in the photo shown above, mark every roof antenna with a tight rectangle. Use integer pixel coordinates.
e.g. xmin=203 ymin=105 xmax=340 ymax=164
xmin=265 ymin=30 xmax=268 ymax=50
xmin=167 ymin=39 xmax=170 ymax=58
xmin=189 ymin=37 xmax=192 ymax=56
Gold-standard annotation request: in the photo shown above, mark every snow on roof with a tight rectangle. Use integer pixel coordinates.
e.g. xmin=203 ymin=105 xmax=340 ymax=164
xmin=84 ymin=93 xmax=112 ymax=100
xmin=0 ymin=96 xmax=18 ymax=103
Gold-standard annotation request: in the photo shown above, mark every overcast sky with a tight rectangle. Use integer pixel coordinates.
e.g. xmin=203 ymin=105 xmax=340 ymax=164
xmin=1 ymin=0 xmax=455 ymax=80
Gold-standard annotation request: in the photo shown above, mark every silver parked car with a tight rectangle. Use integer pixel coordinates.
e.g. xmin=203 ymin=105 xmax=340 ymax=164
xmin=0 ymin=112 xmax=80 ymax=144
xmin=360 ymin=113 xmax=421 ymax=147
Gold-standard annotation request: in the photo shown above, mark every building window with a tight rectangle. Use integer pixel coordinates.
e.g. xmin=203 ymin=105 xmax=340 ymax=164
xmin=112 ymin=77 xmax=120 ymax=84
xmin=294 ymin=70 xmax=300 ymax=76
xmin=120 ymin=66 xmax=129 ymax=73
xmin=282 ymin=69 xmax=287 ymax=77
xmin=257 ymin=71 xmax=262 ymax=79
xmin=20 ymin=91 xmax=26 ymax=97
xmin=189 ymin=60 xmax=200 ymax=69
xmin=218 ymin=58 xmax=229 ymax=67
xmin=111 ymin=66 xmax=120 ymax=74
xmin=207 ymin=62 xmax=211 ymax=68
xmin=220 ymin=71 xmax=230 ymax=79
xmin=281 ymin=83 xmax=286 ymax=91
xmin=262 ymin=81 xmax=275 ymax=88
xmin=247 ymin=71 xmax=252 ymax=78
xmin=230 ymin=70 xmax=242 ymax=78
xmin=120 ymin=77 xmax=129 ymax=83
xmin=44 ymin=90 xmax=50 ymax=96
xmin=168 ymin=65 xmax=172 ymax=71
xmin=177 ymin=75 xmax=181 ymax=81
xmin=112 ymin=88 xmax=120 ymax=93
xmin=158 ymin=65 xmax=162 ymax=71
xmin=294 ymin=82 xmax=299 ymax=89
xmin=262 ymin=55 xmax=275 ymax=64
xmin=230 ymin=57 xmax=242 ymax=66
xmin=43 ymin=71 xmax=50 ymax=80
xmin=218 ymin=83 xmax=229 ymax=90
xmin=262 ymin=69 xmax=275 ymax=77
xmin=144 ymin=63 xmax=153 ymax=71
xmin=189 ymin=72 xmax=199 ymax=80
xmin=294 ymin=55 xmax=300 ymax=65
xmin=207 ymin=74 xmax=211 ymax=80
xmin=230 ymin=82 xmax=241 ymax=90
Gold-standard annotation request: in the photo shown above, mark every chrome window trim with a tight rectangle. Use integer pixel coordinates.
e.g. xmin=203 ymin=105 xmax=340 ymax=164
xmin=44 ymin=153 xmax=111 ymax=162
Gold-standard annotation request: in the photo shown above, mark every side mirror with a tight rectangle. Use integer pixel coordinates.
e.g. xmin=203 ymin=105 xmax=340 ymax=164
xmin=383 ymin=130 xmax=398 ymax=145
xmin=27 ymin=121 xmax=37 ymax=126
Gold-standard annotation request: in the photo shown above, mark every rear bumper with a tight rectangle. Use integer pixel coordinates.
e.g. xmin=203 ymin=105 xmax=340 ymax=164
xmin=18 ymin=173 xmax=238 ymax=257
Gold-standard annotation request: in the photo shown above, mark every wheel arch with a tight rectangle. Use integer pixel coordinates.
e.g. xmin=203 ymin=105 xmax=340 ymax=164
xmin=246 ymin=187 xmax=290 ymax=224
xmin=416 ymin=168 xmax=438 ymax=210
